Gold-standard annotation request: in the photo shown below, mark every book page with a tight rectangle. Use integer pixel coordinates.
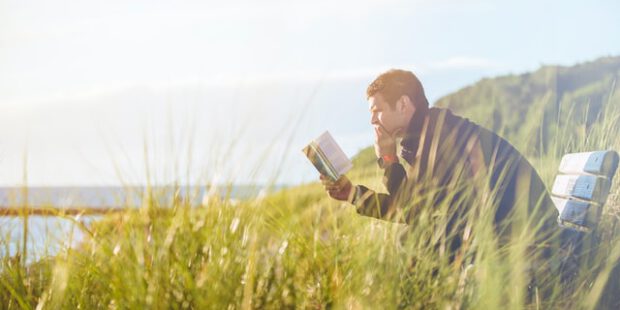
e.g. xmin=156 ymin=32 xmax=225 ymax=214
xmin=315 ymin=131 xmax=353 ymax=176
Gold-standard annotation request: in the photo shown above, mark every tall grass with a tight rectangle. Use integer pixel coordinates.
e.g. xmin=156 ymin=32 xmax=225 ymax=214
xmin=1 ymin=94 xmax=620 ymax=309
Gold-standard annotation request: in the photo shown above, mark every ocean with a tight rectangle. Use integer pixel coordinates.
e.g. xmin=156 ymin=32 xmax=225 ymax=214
xmin=0 ymin=185 xmax=275 ymax=261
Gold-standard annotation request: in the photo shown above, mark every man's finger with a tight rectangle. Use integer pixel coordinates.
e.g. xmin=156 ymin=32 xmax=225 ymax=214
xmin=326 ymin=185 xmax=340 ymax=191
xmin=376 ymin=124 xmax=391 ymax=137
xmin=325 ymin=182 xmax=340 ymax=189
xmin=374 ymin=127 xmax=385 ymax=142
xmin=335 ymin=176 xmax=349 ymax=186
xmin=321 ymin=179 xmax=335 ymax=186
xmin=327 ymin=189 xmax=341 ymax=197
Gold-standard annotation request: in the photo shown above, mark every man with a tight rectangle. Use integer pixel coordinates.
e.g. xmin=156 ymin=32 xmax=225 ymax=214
xmin=321 ymin=69 xmax=557 ymax=260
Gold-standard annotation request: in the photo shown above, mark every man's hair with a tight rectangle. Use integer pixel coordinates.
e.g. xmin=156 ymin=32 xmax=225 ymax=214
xmin=366 ymin=69 xmax=429 ymax=111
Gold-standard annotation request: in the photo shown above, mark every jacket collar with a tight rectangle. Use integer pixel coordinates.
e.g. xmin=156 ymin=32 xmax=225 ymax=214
xmin=400 ymin=107 xmax=430 ymax=163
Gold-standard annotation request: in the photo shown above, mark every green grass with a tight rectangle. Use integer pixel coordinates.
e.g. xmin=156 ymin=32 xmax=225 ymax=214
xmin=2 ymin=96 xmax=620 ymax=309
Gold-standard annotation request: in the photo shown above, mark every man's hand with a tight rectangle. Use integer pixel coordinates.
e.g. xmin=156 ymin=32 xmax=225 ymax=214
xmin=374 ymin=125 xmax=397 ymax=160
xmin=320 ymin=175 xmax=354 ymax=202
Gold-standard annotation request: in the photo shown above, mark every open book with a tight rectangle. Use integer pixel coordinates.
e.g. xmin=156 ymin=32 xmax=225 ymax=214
xmin=302 ymin=131 xmax=353 ymax=181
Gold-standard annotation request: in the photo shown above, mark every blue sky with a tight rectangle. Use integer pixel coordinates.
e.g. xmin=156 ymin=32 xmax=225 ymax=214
xmin=0 ymin=0 xmax=619 ymax=186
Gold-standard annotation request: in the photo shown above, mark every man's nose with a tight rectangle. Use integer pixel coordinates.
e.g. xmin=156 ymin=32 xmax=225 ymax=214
xmin=370 ymin=112 xmax=378 ymax=125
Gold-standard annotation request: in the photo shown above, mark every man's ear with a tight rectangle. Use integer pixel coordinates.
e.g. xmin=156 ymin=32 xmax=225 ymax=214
xmin=398 ymin=95 xmax=412 ymax=112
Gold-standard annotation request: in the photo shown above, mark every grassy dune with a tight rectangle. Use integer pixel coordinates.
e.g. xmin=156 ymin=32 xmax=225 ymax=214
xmin=2 ymin=64 xmax=620 ymax=308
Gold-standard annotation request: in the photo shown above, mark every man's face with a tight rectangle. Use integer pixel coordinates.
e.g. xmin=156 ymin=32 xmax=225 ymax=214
xmin=368 ymin=93 xmax=408 ymax=138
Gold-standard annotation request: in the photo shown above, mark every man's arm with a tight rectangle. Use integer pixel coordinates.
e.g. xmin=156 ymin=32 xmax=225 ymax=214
xmin=321 ymin=124 xmax=408 ymax=222
xmin=321 ymin=161 xmax=408 ymax=222
xmin=352 ymin=123 xmax=409 ymax=221
xmin=351 ymin=162 xmax=407 ymax=221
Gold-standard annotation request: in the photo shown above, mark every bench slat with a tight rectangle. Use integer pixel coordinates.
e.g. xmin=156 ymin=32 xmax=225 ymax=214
xmin=551 ymin=174 xmax=610 ymax=203
xmin=558 ymin=151 xmax=620 ymax=177
xmin=551 ymin=196 xmax=594 ymax=228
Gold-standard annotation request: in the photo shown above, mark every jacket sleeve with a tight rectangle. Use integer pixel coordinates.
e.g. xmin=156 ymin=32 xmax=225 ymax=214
xmin=350 ymin=162 xmax=407 ymax=221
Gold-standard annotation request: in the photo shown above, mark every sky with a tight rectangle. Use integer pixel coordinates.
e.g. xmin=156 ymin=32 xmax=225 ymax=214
xmin=0 ymin=0 xmax=619 ymax=186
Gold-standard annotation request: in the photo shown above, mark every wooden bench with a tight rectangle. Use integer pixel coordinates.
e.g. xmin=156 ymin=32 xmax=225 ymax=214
xmin=551 ymin=150 xmax=619 ymax=232
xmin=550 ymin=150 xmax=619 ymax=285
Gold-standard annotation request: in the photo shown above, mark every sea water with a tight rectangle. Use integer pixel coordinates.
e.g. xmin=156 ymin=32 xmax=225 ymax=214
xmin=0 ymin=185 xmax=270 ymax=262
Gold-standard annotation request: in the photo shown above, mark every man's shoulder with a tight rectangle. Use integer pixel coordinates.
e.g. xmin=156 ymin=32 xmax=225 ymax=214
xmin=429 ymin=107 xmax=471 ymax=125
xmin=429 ymin=107 xmax=522 ymax=154
xmin=430 ymin=107 xmax=504 ymax=139
xmin=429 ymin=107 xmax=481 ymax=135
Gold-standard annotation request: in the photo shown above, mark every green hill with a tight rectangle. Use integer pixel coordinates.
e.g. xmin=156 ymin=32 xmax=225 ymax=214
xmin=435 ymin=56 xmax=620 ymax=156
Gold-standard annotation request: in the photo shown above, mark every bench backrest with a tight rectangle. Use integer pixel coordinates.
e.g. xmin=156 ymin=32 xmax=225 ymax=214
xmin=551 ymin=150 xmax=619 ymax=232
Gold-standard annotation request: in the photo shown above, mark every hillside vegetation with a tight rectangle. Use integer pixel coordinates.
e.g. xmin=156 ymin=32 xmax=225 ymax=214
xmin=436 ymin=56 xmax=620 ymax=157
